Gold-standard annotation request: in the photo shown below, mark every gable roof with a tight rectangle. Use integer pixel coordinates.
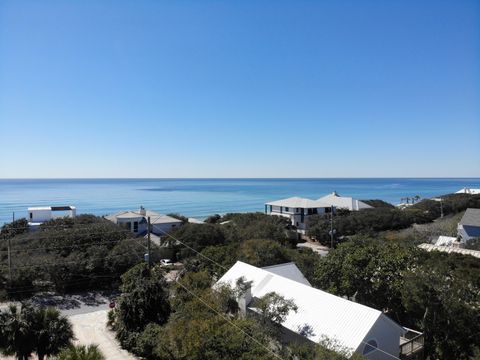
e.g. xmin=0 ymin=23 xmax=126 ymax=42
xmin=318 ymin=192 xmax=372 ymax=211
xmin=216 ymin=261 xmax=402 ymax=355
xmin=456 ymin=188 xmax=480 ymax=195
xmin=459 ymin=208 xmax=480 ymax=227
xmin=265 ymin=196 xmax=330 ymax=209
xmin=105 ymin=209 xmax=183 ymax=224
xmin=150 ymin=214 xmax=183 ymax=225
xmin=261 ymin=262 xmax=311 ymax=286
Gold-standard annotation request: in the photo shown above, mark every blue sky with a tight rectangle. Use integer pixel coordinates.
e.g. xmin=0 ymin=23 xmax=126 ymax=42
xmin=0 ymin=0 xmax=479 ymax=178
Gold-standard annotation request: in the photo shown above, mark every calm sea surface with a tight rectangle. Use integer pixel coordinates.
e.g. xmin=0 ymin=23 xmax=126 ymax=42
xmin=0 ymin=178 xmax=479 ymax=225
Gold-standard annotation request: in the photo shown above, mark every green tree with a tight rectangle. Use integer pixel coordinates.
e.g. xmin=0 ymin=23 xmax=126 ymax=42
xmin=255 ymin=292 xmax=297 ymax=334
xmin=0 ymin=304 xmax=73 ymax=360
xmin=0 ymin=304 xmax=36 ymax=360
xmin=32 ymin=306 xmax=73 ymax=360
xmin=401 ymin=252 xmax=480 ymax=360
xmin=313 ymin=237 xmax=418 ymax=317
xmin=238 ymin=239 xmax=290 ymax=267
xmin=113 ymin=263 xmax=171 ymax=347
xmin=55 ymin=344 xmax=105 ymax=360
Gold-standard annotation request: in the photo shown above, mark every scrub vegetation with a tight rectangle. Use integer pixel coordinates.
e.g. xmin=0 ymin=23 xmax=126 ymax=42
xmin=1 ymin=195 xmax=479 ymax=360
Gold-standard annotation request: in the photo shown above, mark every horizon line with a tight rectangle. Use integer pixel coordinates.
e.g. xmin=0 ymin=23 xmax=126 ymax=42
xmin=1 ymin=177 xmax=480 ymax=180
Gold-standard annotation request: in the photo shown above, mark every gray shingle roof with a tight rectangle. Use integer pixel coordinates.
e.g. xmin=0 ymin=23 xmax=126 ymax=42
xmin=459 ymin=208 xmax=480 ymax=227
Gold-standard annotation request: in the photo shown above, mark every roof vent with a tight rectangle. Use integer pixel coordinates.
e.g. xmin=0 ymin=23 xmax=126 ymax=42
xmin=332 ymin=191 xmax=339 ymax=196
xmin=139 ymin=206 xmax=146 ymax=216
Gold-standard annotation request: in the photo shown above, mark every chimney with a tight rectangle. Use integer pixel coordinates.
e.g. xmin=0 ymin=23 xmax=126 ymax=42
xmin=139 ymin=206 xmax=146 ymax=216
xmin=238 ymin=285 xmax=252 ymax=317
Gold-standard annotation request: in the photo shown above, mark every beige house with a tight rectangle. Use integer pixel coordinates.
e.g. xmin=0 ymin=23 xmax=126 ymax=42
xmin=105 ymin=206 xmax=183 ymax=236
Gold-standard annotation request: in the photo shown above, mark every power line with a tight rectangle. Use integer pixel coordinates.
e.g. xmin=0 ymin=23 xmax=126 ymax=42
xmin=4 ymin=248 xmax=144 ymax=270
xmin=153 ymin=215 xmax=404 ymax=360
xmin=0 ymin=237 xmax=141 ymax=254
xmin=148 ymin=215 xmax=228 ymax=272
xmin=175 ymin=279 xmax=284 ymax=360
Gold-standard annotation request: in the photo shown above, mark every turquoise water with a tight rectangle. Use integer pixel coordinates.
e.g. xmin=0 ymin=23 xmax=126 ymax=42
xmin=0 ymin=178 xmax=479 ymax=225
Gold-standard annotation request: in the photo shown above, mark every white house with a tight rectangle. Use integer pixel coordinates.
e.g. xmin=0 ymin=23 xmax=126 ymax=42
xmin=264 ymin=197 xmax=332 ymax=232
xmin=457 ymin=208 xmax=480 ymax=241
xmin=106 ymin=206 xmax=183 ymax=236
xmin=216 ymin=261 xmax=424 ymax=360
xmin=318 ymin=192 xmax=373 ymax=211
xmin=456 ymin=187 xmax=480 ymax=195
xmin=28 ymin=206 xmax=76 ymax=225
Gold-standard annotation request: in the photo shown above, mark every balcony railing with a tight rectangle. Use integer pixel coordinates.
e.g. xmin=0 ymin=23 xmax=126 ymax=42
xmin=400 ymin=328 xmax=424 ymax=359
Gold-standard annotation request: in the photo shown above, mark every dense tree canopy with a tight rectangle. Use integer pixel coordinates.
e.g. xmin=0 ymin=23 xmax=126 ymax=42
xmin=0 ymin=215 xmax=145 ymax=299
xmin=312 ymin=237 xmax=480 ymax=360
xmin=112 ymin=263 xmax=171 ymax=348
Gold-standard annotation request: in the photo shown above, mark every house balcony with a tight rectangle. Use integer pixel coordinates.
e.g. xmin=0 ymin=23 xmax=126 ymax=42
xmin=400 ymin=328 xmax=424 ymax=360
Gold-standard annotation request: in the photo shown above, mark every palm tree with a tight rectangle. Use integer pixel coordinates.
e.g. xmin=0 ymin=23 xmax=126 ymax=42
xmin=0 ymin=304 xmax=74 ymax=360
xmin=33 ymin=307 xmax=74 ymax=360
xmin=0 ymin=304 xmax=36 ymax=360
xmin=55 ymin=344 xmax=105 ymax=360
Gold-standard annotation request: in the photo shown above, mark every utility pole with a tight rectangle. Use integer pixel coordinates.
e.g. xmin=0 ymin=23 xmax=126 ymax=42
xmin=147 ymin=216 xmax=151 ymax=267
xmin=433 ymin=198 xmax=444 ymax=218
xmin=7 ymin=236 xmax=12 ymax=282
xmin=330 ymin=205 xmax=335 ymax=249
xmin=12 ymin=211 xmax=15 ymax=223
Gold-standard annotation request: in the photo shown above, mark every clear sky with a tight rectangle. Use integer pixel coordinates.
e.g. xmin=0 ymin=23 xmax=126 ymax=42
xmin=0 ymin=0 xmax=479 ymax=178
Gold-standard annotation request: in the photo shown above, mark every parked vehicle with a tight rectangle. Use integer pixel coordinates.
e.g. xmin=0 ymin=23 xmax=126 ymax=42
xmin=160 ymin=259 xmax=174 ymax=266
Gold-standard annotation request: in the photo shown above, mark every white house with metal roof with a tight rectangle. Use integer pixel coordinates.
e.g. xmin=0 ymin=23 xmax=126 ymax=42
xmin=106 ymin=206 xmax=183 ymax=236
xmin=318 ymin=192 xmax=373 ymax=211
xmin=457 ymin=208 xmax=480 ymax=241
xmin=264 ymin=197 xmax=332 ymax=232
xmin=216 ymin=261 xmax=424 ymax=360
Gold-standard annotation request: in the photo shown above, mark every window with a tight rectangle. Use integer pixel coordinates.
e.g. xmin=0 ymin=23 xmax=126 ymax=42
xmin=126 ymin=222 xmax=131 ymax=230
xmin=133 ymin=221 xmax=138 ymax=232
xmin=362 ymin=339 xmax=378 ymax=355
xmin=29 ymin=212 xmax=33 ymax=220
xmin=285 ymin=207 xmax=289 ymax=212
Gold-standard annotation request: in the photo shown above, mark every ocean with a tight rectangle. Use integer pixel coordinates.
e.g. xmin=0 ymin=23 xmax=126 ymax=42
xmin=0 ymin=178 xmax=479 ymax=225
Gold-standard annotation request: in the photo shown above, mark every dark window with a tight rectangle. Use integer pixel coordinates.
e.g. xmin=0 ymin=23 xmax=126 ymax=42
xmin=126 ymin=222 xmax=131 ymax=230
xmin=363 ymin=340 xmax=378 ymax=355
xmin=133 ymin=221 xmax=138 ymax=232
xmin=29 ymin=212 xmax=33 ymax=220
xmin=325 ymin=207 xmax=332 ymax=213
xmin=285 ymin=207 xmax=289 ymax=212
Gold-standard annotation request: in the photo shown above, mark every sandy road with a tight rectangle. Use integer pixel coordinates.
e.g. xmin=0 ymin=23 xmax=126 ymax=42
xmin=68 ymin=309 xmax=137 ymax=360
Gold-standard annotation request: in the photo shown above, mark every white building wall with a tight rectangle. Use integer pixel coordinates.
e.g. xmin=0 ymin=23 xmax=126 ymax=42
xmin=356 ymin=316 xmax=404 ymax=360
xmin=29 ymin=209 xmax=52 ymax=222
xmin=152 ymin=222 xmax=181 ymax=235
